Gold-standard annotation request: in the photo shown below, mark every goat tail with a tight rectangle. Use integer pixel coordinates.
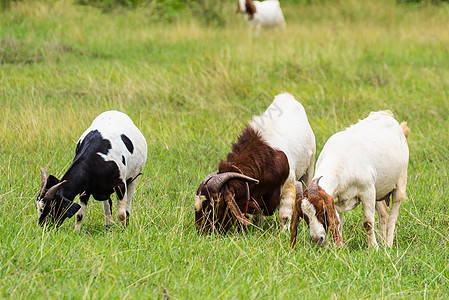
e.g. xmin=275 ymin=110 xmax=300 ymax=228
xmin=400 ymin=122 xmax=411 ymax=141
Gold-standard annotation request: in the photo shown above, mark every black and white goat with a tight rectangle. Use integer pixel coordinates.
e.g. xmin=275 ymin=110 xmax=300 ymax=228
xmin=195 ymin=93 xmax=315 ymax=233
xmin=36 ymin=110 xmax=147 ymax=230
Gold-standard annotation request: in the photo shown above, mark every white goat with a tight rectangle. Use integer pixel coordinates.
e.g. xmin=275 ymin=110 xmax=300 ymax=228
xmin=290 ymin=111 xmax=410 ymax=249
xmin=236 ymin=0 xmax=286 ymax=33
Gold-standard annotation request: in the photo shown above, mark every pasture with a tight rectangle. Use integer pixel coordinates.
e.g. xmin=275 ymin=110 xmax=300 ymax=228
xmin=1 ymin=0 xmax=449 ymax=298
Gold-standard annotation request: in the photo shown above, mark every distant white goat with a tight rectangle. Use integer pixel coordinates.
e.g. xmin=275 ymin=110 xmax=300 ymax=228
xmin=290 ymin=111 xmax=410 ymax=249
xmin=236 ymin=0 xmax=286 ymax=33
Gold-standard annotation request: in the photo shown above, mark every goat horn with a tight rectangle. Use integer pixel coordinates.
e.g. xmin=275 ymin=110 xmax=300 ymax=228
xmin=44 ymin=180 xmax=67 ymax=199
xmin=196 ymin=172 xmax=218 ymax=195
xmin=294 ymin=181 xmax=304 ymax=200
xmin=40 ymin=168 xmax=48 ymax=198
xmin=206 ymin=172 xmax=259 ymax=193
xmin=306 ymin=176 xmax=323 ymax=197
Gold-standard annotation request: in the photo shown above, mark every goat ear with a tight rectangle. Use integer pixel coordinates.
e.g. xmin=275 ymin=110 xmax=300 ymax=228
xmin=322 ymin=192 xmax=343 ymax=246
xmin=223 ymin=186 xmax=251 ymax=226
xmin=46 ymin=175 xmax=60 ymax=189
xmin=61 ymin=198 xmax=81 ymax=219
xmin=289 ymin=192 xmax=303 ymax=249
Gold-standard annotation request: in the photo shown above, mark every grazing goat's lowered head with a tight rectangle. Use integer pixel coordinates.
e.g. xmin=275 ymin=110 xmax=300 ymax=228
xmin=195 ymin=171 xmax=259 ymax=234
xmin=36 ymin=169 xmax=80 ymax=227
xmin=236 ymin=0 xmax=257 ymax=20
xmin=289 ymin=177 xmax=342 ymax=248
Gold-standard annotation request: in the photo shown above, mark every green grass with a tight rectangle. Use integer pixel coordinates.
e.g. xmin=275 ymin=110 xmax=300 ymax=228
xmin=1 ymin=0 xmax=449 ymax=298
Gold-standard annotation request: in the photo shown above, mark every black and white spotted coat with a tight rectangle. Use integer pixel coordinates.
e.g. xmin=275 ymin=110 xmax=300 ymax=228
xmin=36 ymin=110 xmax=147 ymax=230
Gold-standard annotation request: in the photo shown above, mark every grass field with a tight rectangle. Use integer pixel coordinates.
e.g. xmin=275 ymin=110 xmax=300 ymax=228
xmin=1 ymin=0 xmax=449 ymax=298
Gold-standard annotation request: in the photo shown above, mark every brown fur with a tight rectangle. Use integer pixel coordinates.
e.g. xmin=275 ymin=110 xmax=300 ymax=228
xmin=245 ymin=0 xmax=257 ymax=20
xmin=289 ymin=188 xmax=306 ymax=249
xmin=290 ymin=184 xmax=343 ymax=248
xmin=196 ymin=125 xmax=289 ymax=234
xmin=320 ymin=190 xmax=343 ymax=245
xmin=400 ymin=122 xmax=410 ymax=141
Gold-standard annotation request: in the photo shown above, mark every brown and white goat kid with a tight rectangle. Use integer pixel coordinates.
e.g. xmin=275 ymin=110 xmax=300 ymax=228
xmin=290 ymin=111 xmax=410 ymax=249
xmin=195 ymin=93 xmax=316 ymax=233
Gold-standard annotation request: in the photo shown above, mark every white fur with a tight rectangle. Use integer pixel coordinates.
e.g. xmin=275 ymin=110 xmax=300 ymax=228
xmin=314 ymin=111 xmax=409 ymax=248
xmin=195 ymin=195 xmax=206 ymax=211
xmin=238 ymin=0 xmax=286 ymax=32
xmin=76 ymin=110 xmax=147 ymax=228
xmin=36 ymin=200 xmax=45 ymax=218
xmin=250 ymin=93 xmax=316 ymax=229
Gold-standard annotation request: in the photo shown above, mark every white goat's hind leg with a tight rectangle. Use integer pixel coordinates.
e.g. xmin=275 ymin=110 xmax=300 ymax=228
xmin=387 ymin=175 xmax=407 ymax=247
xmin=74 ymin=194 xmax=89 ymax=232
xmin=361 ymin=189 xmax=378 ymax=249
xmin=278 ymin=178 xmax=295 ymax=230
xmin=103 ymin=198 xmax=113 ymax=227
xmin=375 ymin=200 xmax=389 ymax=245
xmin=115 ymin=183 xmax=128 ymax=226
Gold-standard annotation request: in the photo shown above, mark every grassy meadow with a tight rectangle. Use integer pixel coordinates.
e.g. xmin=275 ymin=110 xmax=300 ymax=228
xmin=1 ymin=0 xmax=449 ymax=298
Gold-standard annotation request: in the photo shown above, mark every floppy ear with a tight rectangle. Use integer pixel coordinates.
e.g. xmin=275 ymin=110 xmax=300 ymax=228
xmin=46 ymin=175 xmax=60 ymax=189
xmin=222 ymin=186 xmax=251 ymax=226
xmin=289 ymin=198 xmax=302 ymax=249
xmin=61 ymin=198 xmax=81 ymax=219
xmin=321 ymin=191 xmax=343 ymax=246
xmin=290 ymin=181 xmax=305 ymax=249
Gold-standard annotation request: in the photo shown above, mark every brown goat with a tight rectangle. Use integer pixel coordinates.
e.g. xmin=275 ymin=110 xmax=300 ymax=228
xmin=195 ymin=93 xmax=316 ymax=234
xmin=195 ymin=126 xmax=289 ymax=233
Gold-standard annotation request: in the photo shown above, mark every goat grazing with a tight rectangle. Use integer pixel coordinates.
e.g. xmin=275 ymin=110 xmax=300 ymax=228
xmin=290 ymin=111 xmax=410 ymax=249
xmin=195 ymin=93 xmax=315 ymax=233
xmin=236 ymin=0 xmax=286 ymax=32
xmin=36 ymin=110 xmax=147 ymax=230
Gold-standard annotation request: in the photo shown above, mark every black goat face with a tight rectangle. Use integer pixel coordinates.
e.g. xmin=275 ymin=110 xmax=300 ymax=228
xmin=194 ymin=192 xmax=232 ymax=234
xmin=37 ymin=196 xmax=80 ymax=227
xmin=36 ymin=175 xmax=80 ymax=227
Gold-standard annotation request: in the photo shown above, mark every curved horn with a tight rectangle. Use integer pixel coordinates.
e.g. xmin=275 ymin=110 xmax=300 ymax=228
xmin=44 ymin=180 xmax=66 ymax=199
xmin=306 ymin=176 xmax=323 ymax=197
xmin=294 ymin=181 xmax=304 ymax=200
xmin=206 ymin=172 xmax=259 ymax=193
xmin=196 ymin=172 xmax=218 ymax=195
xmin=40 ymin=168 xmax=48 ymax=198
